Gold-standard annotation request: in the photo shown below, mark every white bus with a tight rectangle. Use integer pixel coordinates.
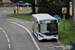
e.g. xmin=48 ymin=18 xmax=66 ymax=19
xmin=32 ymin=14 xmax=58 ymax=41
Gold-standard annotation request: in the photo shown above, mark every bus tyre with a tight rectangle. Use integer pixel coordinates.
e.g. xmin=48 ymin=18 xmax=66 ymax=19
xmin=32 ymin=29 xmax=34 ymax=35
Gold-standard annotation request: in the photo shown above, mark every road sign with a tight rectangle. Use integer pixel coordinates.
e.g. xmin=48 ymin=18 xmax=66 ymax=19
xmin=62 ymin=7 xmax=67 ymax=30
xmin=62 ymin=7 xmax=67 ymax=14
xmin=15 ymin=5 xmax=17 ymax=9
xmin=20 ymin=7 xmax=22 ymax=11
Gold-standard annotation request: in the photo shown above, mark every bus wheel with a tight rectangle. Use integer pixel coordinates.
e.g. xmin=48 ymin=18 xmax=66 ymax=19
xmin=32 ymin=29 xmax=34 ymax=34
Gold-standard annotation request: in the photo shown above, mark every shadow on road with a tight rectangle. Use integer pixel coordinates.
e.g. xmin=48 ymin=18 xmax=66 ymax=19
xmin=40 ymin=39 xmax=57 ymax=42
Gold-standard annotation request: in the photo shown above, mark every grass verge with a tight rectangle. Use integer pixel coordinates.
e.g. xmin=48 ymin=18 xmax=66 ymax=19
xmin=8 ymin=13 xmax=75 ymax=45
xmin=19 ymin=9 xmax=32 ymax=11
xmin=19 ymin=8 xmax=38 ymax=11
xmin=8 ymin=13 xmax=32 ymax=21
xmin=58 ymin=19 xmax=75 ymax=45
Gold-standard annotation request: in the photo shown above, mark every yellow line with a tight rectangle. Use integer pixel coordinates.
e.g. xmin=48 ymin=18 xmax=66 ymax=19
xmin=57 ymin=39 xmax=65 ymax=50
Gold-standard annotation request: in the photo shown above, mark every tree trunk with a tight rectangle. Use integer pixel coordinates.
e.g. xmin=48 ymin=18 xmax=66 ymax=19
xmin=31 ymin=3 xmax=36 ymax=14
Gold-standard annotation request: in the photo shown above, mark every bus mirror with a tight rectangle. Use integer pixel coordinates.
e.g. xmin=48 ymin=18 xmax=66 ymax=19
xmin=36 ymin=24 xmax=38 ymax=27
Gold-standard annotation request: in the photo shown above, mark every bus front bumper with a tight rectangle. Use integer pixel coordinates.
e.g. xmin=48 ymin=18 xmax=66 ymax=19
xmin=38 ymin=35 xmax=58 ymax=40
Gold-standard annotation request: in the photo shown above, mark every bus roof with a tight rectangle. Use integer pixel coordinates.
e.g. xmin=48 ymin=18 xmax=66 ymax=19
xmin=32 ymin=14 xmax=57 ymax=22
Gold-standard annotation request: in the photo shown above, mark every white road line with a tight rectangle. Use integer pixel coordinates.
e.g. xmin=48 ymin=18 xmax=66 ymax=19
xmin=9 ymin=21 xmax=40 ymax=50
xmin=0 ymin=27 xmax=5 ymax=33
xmin=3 ymin=30 xmax=6 ymax=33
xmin=5 ymin=34 xmax=8 ymax=38
xmin=0 ymin=27 xmax=6 ymax=33
xmin=9 ymin=43 xmax=11 ymax=48
xmin=7 ymin=38 xmax=10 ymax=43
xmin=0 ymin=27 xmax=11 ymax=49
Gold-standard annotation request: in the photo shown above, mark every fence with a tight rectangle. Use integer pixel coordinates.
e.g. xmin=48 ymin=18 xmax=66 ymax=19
xmin=70 ymin=40 xmax=75 ymax=50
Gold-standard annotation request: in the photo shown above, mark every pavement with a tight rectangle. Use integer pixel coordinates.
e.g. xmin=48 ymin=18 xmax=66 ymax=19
xmin=0 ymin=7 xmax=64 ymax=50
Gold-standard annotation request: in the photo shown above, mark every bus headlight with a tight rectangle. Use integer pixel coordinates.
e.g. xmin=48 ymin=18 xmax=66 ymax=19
xmin=39 ymin=34 xmax=44 ymax=37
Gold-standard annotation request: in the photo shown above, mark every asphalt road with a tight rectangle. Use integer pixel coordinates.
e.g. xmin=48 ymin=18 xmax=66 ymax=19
xmin=0 ymin=7 xmax=63 ymax=50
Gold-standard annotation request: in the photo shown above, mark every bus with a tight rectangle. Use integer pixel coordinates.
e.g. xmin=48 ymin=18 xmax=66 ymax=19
xmin=32 ymin=14 xmax=58 ymax=41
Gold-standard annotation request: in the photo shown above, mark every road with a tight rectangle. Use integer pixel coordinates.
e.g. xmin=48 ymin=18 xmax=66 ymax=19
xmin=0 ymin=7 xmax=63 ymax=50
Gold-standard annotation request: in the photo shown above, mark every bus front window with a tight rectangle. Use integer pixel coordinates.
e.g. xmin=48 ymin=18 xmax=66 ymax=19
xmin=47 ymin=23 xmax=57 ymax=32
xmin=40 ymin=23 xmax=57 ymax=33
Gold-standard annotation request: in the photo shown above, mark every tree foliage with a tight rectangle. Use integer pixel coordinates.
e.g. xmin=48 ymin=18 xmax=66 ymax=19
xmin=26 ymin=0 xmax=36 ymax=14
xmin=38 ymin=0 xmax=69 ymax=18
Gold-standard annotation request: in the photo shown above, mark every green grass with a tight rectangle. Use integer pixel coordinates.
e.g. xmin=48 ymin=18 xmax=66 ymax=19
xmin=8 ymin=13 xmax=75 ymax=45
xmin=58 ymin=19 xmax=75 ymax=45
xmin=19 ymin=9 xmax=32 ymax=11
xmin=8 ymin=13 xmax=32 ymax=21
xmin=19 ymin=8 xmax=38 ymax=11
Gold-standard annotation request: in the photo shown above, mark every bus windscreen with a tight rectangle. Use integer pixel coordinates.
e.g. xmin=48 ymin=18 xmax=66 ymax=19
xmin=40 ymin=20 xmax=58 ymax=33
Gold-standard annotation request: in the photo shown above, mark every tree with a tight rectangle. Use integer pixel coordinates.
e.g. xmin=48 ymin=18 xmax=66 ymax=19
xmin=11 ymin=0 xmax=36 ymax=14
xmin=25 ymin=0 xmax=36 ymax=14
xmin=38 ymin=0 xmax=69 ymax=18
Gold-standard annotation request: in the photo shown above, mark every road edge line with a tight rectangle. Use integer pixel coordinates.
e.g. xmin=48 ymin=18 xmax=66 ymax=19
xmin=9 ymin=21 xmax=40 ymax=50
xmin=0 ymin=27 xmax=11 ymax=49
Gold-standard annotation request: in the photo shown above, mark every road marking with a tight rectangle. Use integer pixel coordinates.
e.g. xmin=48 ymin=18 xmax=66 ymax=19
xmin=9 ymin=43 xmax=11 ymax=48
xmin=3 ymin=30 xmax=6 ymax=33
xmin=0 ymin=19 xmax=65 ymax=50
xmin=5 ymin=34 xmax=8 ymax=38
xmin=57 ymin=39 xmax=65 ymax=50
xmin=0 ymin=28 xmax=6 ymax=33
xmin=7 ymin=38 xmax=10 ymax=43
xmin=0 ymin=27 xmax=11 ymax=49
xmin=9 ymin=21 xmax=40 ymax=50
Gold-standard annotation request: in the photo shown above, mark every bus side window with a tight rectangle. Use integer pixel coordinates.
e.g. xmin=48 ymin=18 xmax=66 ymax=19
xmin=34 ymin=21 xmax=38 ymax=31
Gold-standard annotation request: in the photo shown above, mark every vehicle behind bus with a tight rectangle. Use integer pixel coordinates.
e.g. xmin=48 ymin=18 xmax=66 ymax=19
xmin=32 ymin=14 xmax=58 ymax=41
